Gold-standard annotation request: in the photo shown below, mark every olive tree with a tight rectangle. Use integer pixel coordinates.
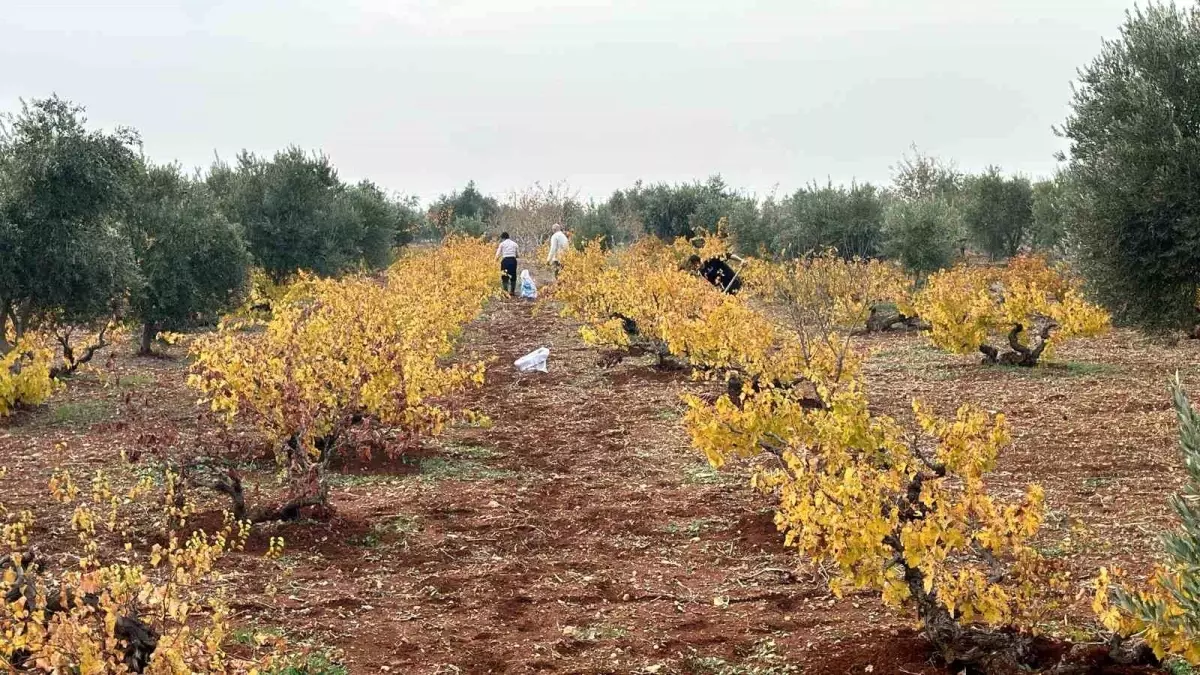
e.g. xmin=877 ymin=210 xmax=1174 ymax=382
xmin=1030 ymin=172 xmax=1072 ymax=253
xmin=961 ymin=167 xmax=1033 ymax=260
xmin=882 ymin=146 xmax=963 ymax=274
xmin=770 ymin=182 xmax=885 ymax=259
xmin=882 ymin=197 xmax=959 ymax=275
xmin=0 ymin=96 xmax=140 ymax=361
xmin=1062 ymin=2 xmax=1200 ymax=331
xmin=209 ymin=149 xmax=402 ymax=280
xmin=125 ymin=164 xmax=252 ymax=354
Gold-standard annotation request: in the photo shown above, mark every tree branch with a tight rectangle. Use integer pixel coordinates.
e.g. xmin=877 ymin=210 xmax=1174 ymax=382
xmin=1006 ymin=323 xmax=1030 ymax=357
xmin=50 ymin=322 xmax=113 ymax=379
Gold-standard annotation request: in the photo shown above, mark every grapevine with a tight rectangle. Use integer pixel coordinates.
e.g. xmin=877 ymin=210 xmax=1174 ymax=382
xmin=0 ymin=334 xmax=57 ymax=417
xmin=188 ymin=236 xmax=498 ymax=521
xmin=914 ymin=255 xmax=1110 ymax=367
xmin=1 ymin=463 xmax=284 ymax=673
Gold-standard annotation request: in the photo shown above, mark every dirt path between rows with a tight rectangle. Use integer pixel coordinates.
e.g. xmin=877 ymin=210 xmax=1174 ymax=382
xmin=227 ymin=269 xmax=932 ymax=674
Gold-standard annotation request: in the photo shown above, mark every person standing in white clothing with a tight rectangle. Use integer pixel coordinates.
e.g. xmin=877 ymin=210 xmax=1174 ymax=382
xmin=495 ymin=231 xmax=519 ymax=296
xmin=547 ymin=224 xmax=569 ymax=277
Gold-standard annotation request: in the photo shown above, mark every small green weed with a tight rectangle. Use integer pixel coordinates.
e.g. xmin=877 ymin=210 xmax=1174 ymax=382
xmin=1166 ymin=659 xmax=1198 ymax=675
xmin=51 ymin=400 xmax=116 ymax=426
xmin=683 ymin=463 xmax=731 ymax=486
xmin=118 ymin=373 xmax=156 ymax=387
xmin=352 ymin=515 xmax=420 ymax=548
xmin=269 ymin=651 xmax=348 ymax=675
xmin=665 ymin=518 xmax=724 ymax=537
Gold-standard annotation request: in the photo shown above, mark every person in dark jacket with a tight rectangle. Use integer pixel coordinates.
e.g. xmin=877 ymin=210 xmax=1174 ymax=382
xmin=687 ymin=254 xmax=742 ymax=294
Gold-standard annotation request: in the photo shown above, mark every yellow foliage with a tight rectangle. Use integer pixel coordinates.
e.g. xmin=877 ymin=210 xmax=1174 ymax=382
xmin=560 ymin=239 xmax=1065 ymax=636
xmin=1092 ymin=377 xmax=1200 ymax=664
xmin=554 ymin=239 xmax=805 ymax=386
xmin=0 ymin=466 xmax=282 ymax=672
xmin=670 ymin=226 xmax=732 ymax=264
xmin=0 ymin=334 xmax=57 ymax=417
xmin=1094 ymin=566 xmax=1200 ymax=664
xmin=744 ymin=252 xmax=915 ymax=330
xmin=687 ymin=378 xmax=1060 ymax=626
xmin=219 ymin=268 xmax=290 ymax=330
xmin=914 ymin=255 xmax=1110 ymax=363
xmin=190 ymin=237 xmax=497 ymax=459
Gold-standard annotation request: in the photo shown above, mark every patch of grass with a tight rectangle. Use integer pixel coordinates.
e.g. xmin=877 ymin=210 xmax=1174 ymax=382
xmin=419 ymin=457 xmax=515 ymax=481
xmin=440 ymin=442 xmax=499 ymax=460
xmin=665 ymin=518 xmax=724 ymax=537
xmin=1166 ymin=659 xmax=1198 ymax=675
xmin=50 ymin=399 xmax=116 ymax=426
xmin=923 ymin=367 xmax=962 ymax=381
xmin=870 ymin=341 xmax=944 ymax=363
xmin=326 ymin=472 xmax=407 ymax=488
xmin=269 ymin=651 xmax=348 ymax=675
xmin=418 ymin=442 xmax=513 ymax=481
xmin=1035 ymin=543 xmax=1069 ymax=558
xmin=683 ymin=463 xmax=732 ymax=486
xmin=1000 ymin=361 xmax=1120 ymax=379
xmin=655 ymin=407 xmax=682 ymax=421
xmin=351 ymin=515 xmax=420 ymax=548
xmin=1061 ymin=361 xmax=1120 ymax=377
xmin=118 ymin=373 xmax=156 ymax=387
xmin=231 ymin=625 xmax=285 ymax=646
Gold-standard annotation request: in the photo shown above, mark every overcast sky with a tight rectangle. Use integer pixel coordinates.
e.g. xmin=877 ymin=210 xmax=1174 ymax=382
xmin=0 ymin=0 xmax=1156 ymax=202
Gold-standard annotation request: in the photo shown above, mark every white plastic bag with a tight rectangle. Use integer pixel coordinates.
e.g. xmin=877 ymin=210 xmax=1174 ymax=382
xmin=519 ymin=269 xmax=538 ymax=300
xmin=514 ymin=347 xmax=550 ymax=373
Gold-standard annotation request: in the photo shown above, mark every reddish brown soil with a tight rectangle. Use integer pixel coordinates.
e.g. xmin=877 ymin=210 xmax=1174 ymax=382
xmin=2 ymin=268 xmax=1194 ymax=674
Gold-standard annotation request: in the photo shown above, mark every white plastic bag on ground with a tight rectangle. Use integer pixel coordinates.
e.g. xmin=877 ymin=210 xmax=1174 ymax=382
xmin=514 ymin=347 xmax=550 ymax=373
xmin=520 ymin=269 xmax=538 ymax=299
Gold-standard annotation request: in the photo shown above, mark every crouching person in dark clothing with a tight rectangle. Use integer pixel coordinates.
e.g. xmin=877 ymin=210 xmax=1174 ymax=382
xmin=687 ymin=254 xmax=742 ymax=294
xmin=496 ymin=231 xmax=519 ymax=296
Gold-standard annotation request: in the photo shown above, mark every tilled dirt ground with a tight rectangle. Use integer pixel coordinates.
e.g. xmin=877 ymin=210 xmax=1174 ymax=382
xmin=2 ymin=266 xmax=1197 ymax=674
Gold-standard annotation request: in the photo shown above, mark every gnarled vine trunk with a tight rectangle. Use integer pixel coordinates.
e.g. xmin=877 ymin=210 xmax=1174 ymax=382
xmin=979 ymin=321 xmax=1057 ymax=368
xmin=3 ymin=549 xmax=159 ymax=672
xmin=49 ymin=322 xmax=113 ymax=379
xmin=185 ymin=429 xmax=340 ymax=524
xmin=852 ymin=305 xmax=928 ymax=336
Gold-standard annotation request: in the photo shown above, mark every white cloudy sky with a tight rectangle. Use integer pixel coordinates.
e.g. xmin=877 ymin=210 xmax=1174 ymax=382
xmin=0 ymin=0 xmax=1151 ymax=202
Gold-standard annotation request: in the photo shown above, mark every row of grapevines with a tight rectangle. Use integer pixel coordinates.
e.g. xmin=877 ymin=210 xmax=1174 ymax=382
xmin=739 ymin=253 xmax=914 ymax=331
xmin=554 ymin=238 xmax=805 ymax=383
xmin=188 ymin=236 xmax=498 ymax=518
xmin=555 ymin=240 xmax=1069 ymax=666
